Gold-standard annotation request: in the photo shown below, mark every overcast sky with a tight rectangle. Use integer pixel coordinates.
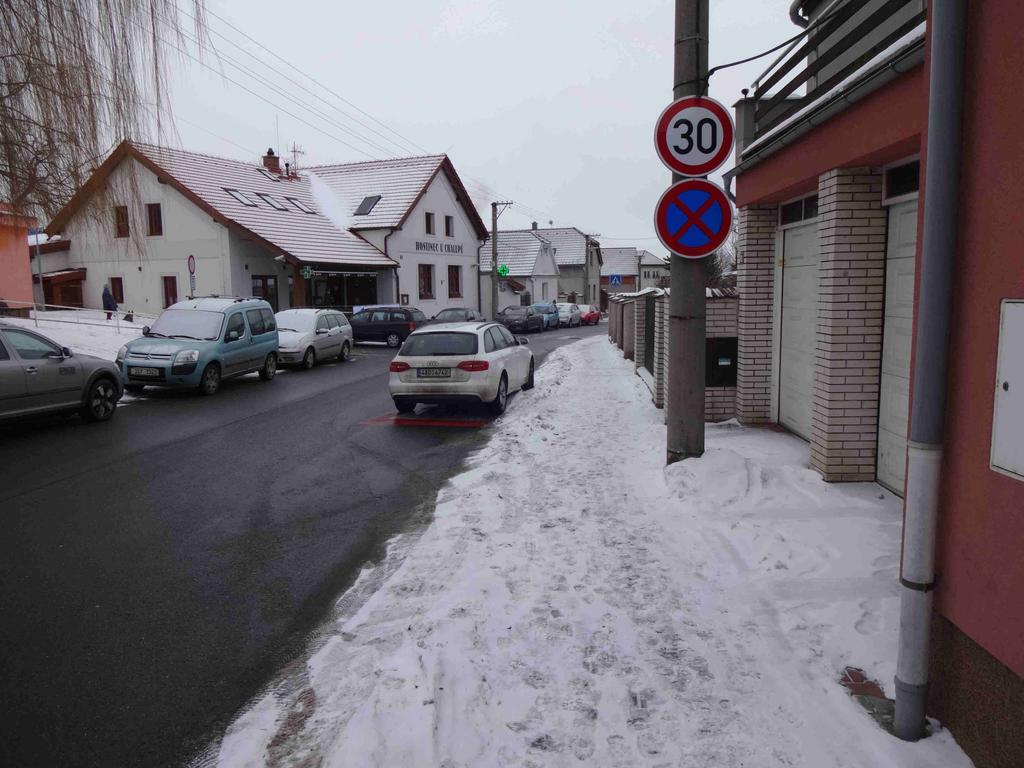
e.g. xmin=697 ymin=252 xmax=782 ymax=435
xmin=164 ymin=0 xmax=796 ymax=247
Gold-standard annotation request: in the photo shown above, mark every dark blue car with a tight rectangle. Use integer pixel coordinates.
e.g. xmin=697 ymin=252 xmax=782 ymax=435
xmin=531 ymin=302 xmax=559 ymax=330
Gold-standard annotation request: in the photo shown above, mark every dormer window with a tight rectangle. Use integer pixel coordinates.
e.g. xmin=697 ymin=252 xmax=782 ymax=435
xmin=225 ymin=188 xmax=258 ymax=207
xmin=354 ymin=195 xmax=382 ymax=216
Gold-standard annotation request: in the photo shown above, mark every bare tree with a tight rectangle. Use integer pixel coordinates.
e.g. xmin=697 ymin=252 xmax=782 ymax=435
xmin=1 ymin=1 xmax=207 ymax=220
xmin=705 ymin=218 xmax=738 ymax=288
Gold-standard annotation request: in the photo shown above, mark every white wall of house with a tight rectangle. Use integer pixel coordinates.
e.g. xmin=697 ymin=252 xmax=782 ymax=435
xmin=58 ymin=158 xmax=230 ymax=312
xmin=638 ymin=264 xmax=670 ymax=291
xmin=387 ymin=172 xmax=483 ymax=316
xmin=227 ymin=231 xmax=293 ymax=310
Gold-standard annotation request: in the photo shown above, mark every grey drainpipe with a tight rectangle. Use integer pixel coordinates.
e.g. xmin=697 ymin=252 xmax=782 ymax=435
xmin=788 ymin=0 xmax=809 ymax=28
xmin=894 ymin=0 xmax=967 ymax=741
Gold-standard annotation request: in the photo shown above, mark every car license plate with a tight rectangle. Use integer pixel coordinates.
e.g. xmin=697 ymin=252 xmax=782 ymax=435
xmin=417 ymin=367 xmax=451 ymax=378
xmin=130 ymin=366 xmax=160 ymax=377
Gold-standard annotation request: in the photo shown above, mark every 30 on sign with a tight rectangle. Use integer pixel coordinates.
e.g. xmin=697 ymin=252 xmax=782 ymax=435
xmin=655 ymin=96 xmax=734 ymax=177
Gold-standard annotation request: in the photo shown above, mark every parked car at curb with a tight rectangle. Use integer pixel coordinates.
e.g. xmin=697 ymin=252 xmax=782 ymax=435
xmin=275 ymin=308 xmax=352 ymax=368
xmin=531 ymin=302 xmax=559 ymax=330
xmin=0 ymin=322 xmax=123 ymax=423
xmin=557 ymin=302 xmax=582 ymax=327
xmin=388 ymin=322 xmax=534 ymax=416
xmin=429 ymin=307 xmax=485 ymax=324
xmin=496 ymin=305 xmax=545 ymax=334
xmin=117 ymin=297 xmax=279 ymax=396
xmin=579 ymin=305 xmax=601 ymax=325
xmin=349 ymin=307 xmax=427 ymax=347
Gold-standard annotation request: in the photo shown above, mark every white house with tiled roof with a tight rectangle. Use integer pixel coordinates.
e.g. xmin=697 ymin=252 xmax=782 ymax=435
xmin=637 ymin=250 xmax=670 ymax=291
xmin=497 ymin=225 xmax=601 ymax=305
xmin=308 ymin=155 xmax=489 ymax=317
xmin=43 ymin=142 xmax=487 ymax=316
xmin=479 ymin=230 xmax=559 ymax=317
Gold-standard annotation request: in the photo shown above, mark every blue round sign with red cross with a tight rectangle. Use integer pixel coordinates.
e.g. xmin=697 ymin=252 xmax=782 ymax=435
xmin=654 ymin=178 xmax=733 ymax=259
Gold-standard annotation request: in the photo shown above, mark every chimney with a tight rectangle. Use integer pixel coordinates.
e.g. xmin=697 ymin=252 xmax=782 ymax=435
xmin=262 ymin=148 xmax=281 ymax=174
xmin=285 ymin=162 xmax=291 ymax=177
xmin=531 ymin=221 xmax=538 ymax=230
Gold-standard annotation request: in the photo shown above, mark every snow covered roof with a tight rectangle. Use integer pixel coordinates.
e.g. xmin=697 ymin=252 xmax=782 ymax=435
xmin=639 ymin=250 xmax=668 ymax=267
xmin=479 ymin=231 xmax=555 ymax=277
xmin=499 ymin=227 xmax=594 ymax=267
xmin=601 ymin=247 xmax=641 ymax=277
xmin=306 ymin=155 xmax=489 ymax=239
xmin=48 ymin=141 xmax=400 ymax=269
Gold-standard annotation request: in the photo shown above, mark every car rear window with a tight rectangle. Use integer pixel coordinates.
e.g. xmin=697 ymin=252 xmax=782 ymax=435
xmin=401 ymin=332 xmax=478 ymax=356
xmin=411 ymin=310 xmax=427 ymax=323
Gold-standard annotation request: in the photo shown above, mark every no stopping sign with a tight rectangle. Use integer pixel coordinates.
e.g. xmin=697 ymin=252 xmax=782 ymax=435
xmin=655 ymin=96 xmax=734 ymax=177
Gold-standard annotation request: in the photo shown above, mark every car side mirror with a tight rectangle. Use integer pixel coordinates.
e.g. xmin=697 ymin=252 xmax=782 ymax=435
xmin=226 ymin=330 xmax=240 ymax=341
xmin=61 ymin=347 xmax=72 ymax=358
xmin=315 ymin=328 xmax=328 ymax=335
xmin=517 ymin=336 xmax=530 ymax=346
xmin=142 ymin=325 xmax=151 ymax=336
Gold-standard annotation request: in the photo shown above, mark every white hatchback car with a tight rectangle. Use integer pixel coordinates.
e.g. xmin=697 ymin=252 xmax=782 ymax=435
xmin=275 ymin=308 xmax=353 ymax=369
xmin=388 ymin=322 xmax=534 ymax=415
xmin=556 ymin=302 xmax=582 ymax=327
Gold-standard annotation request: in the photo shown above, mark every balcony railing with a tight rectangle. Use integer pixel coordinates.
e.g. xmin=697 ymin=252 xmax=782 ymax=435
xmin=749 ymin=0 xmax=927 ymax=141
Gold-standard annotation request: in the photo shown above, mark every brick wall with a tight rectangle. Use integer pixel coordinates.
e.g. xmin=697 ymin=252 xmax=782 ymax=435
xmin=706 ymin=387 xmax=735 ymax=422
xmin=736 ymin=205 xmax=776 ymax=423
xmin=708 ymin=297 xmax=737 ymax=338
xmin=809 ymin=167 xmax=886 ymax=482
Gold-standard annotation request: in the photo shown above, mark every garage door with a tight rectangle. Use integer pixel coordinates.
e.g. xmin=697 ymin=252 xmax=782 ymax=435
xmin=876 ymin=200 xmax=918 ymax=493
xmin=778 ymin=222 xmax=820 ymax=440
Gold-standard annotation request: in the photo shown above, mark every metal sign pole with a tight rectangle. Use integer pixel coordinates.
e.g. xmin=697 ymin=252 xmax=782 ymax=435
xmin=666 ymin=0 xmax=709 ymax=464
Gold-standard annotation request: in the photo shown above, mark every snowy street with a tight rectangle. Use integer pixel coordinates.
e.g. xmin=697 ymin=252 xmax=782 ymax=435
xmin=216 ymin=337 xmax=972 ymax=768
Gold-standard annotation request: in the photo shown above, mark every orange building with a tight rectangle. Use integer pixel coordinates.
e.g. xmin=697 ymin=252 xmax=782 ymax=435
xmin=0 ymin=204 xmax=36 ymax=314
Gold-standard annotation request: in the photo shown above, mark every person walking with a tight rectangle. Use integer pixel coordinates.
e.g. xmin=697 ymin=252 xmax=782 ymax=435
xmin=102 ymin=284 xmax=117 ymax=320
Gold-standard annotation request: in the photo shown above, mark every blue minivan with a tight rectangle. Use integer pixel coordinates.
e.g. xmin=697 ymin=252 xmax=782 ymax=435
xmin=117 ymin=297 xmax=279 ymax=396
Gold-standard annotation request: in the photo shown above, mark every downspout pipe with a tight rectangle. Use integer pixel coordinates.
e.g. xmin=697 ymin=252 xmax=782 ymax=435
xmin=894 ymin=0 xmax=967 ymax=742
xmin=788 ymin=0 xmax=809 ymax=28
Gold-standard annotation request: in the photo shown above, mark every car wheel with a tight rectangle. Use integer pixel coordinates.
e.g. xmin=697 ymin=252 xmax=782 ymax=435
xmin=339 ymin=341 xmax=351 ymax=362
xmin=301 ymin=346 xmax=316 ymax=370
xmin=259 ymin=353 xmax=277 ymax=381
xmin=198 ymin=363 xmax=221 ymax=395
xmin=393 ymin=396 xmax=416 ymax=414
xmin=124 ymin=384 xmax=146 ymax=395
xmin=386 ymin=333 xmax=402 ymax=348
xmin=488 ymin=373 xmax=508 ymax=416
xmin=81 ymin=377 xmax=119 ymax=422
xmin=523 ymin=359 xmax=535 ymax=390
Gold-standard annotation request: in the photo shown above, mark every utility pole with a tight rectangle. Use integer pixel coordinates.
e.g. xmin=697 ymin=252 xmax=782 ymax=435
xmin=666 ymin=0 xmax=709 ymax=464
xmin=490 ymin=201 xmax=513 ymax=318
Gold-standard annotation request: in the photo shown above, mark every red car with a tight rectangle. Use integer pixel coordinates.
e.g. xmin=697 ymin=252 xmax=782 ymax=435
xmin=579 ymin=305 xmax=601 ymax=325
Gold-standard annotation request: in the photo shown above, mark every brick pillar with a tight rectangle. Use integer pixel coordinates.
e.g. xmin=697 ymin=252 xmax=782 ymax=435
xmin=652 ymin=294 xmax=668 ymax=408
xmin=810 ymin=168 xmax=886 ymax=481
xmin=633 ymin=296 xmax=646 ymax=371
xmin=291 ymin=263 xmax=307 ymax=308
xmin=736 ymin=205 xmax=776 ymax=423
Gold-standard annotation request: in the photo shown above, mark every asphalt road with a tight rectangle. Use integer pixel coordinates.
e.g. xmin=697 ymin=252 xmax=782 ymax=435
xmin=0 ymin=322 xmax=603 ymax=768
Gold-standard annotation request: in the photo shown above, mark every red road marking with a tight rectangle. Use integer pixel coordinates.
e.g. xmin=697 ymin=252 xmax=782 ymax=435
xmin=362 ymin=413 xmax=488 ymax=428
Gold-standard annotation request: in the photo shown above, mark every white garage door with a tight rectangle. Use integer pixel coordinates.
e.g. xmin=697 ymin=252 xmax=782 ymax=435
xmin=778 ymin=222 xmax=820 ymax=440
xmin=877 ymin=200 xmax=918 ymax=494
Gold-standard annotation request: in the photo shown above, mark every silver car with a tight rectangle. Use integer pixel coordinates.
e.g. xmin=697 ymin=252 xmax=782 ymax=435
xmin=556 ymin=302 xmax=582 ymax=327
xmin=0 ymin=322 xmax=123 ymax=423
xmin=275 ymin=308 xmax=353 ymax=369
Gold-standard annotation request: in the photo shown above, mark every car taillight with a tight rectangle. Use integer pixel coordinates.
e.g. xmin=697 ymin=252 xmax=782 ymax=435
xmin=409 ymin=321 xmax=415 ymax=332
xmin=457 ymin=360 xmax=489 ymax=372
xmin=390 ymin=361 xmax=410 ymax=372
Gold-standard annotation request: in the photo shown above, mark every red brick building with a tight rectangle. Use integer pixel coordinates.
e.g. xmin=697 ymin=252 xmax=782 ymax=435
xmin=725 ymin=1 xmax=1022 ymax=764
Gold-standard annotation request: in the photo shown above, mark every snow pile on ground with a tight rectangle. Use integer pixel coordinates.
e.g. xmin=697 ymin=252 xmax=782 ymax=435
xmin=213 ymin=337 xmax=973 ymax=768
xmin=2 ymin=312 xmax=147 ymax=360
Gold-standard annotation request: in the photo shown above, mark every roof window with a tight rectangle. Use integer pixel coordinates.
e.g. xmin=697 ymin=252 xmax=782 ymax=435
xmin=256 ymin=193 xmax=288 ymax=211
xmin=285 ymin=197 xmax=316 ymax=215
xmin=225 ymin=188 xmax=258 ymax=207
xmin=257 ymin=168 xmax=279 ymax=181
xmin=354 ymin=195 xmax=382 ymax=216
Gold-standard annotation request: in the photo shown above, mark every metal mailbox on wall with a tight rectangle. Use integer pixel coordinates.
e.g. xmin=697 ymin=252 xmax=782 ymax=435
xmin=991 ymin=300 xmax=1024 ymax=480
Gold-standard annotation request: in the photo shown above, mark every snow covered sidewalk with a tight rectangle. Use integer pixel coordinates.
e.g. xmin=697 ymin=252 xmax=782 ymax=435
xmin=216 ymin=336 xmax=972 ymax=768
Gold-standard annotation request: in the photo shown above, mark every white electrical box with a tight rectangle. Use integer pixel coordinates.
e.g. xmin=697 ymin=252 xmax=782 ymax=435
xmin=991 ymin=300 xmax=1024 ymax=480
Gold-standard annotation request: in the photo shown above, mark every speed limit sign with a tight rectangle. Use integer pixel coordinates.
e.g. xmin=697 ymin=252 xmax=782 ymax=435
xmin=655 ymin=96 xmax=734 ymax=177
